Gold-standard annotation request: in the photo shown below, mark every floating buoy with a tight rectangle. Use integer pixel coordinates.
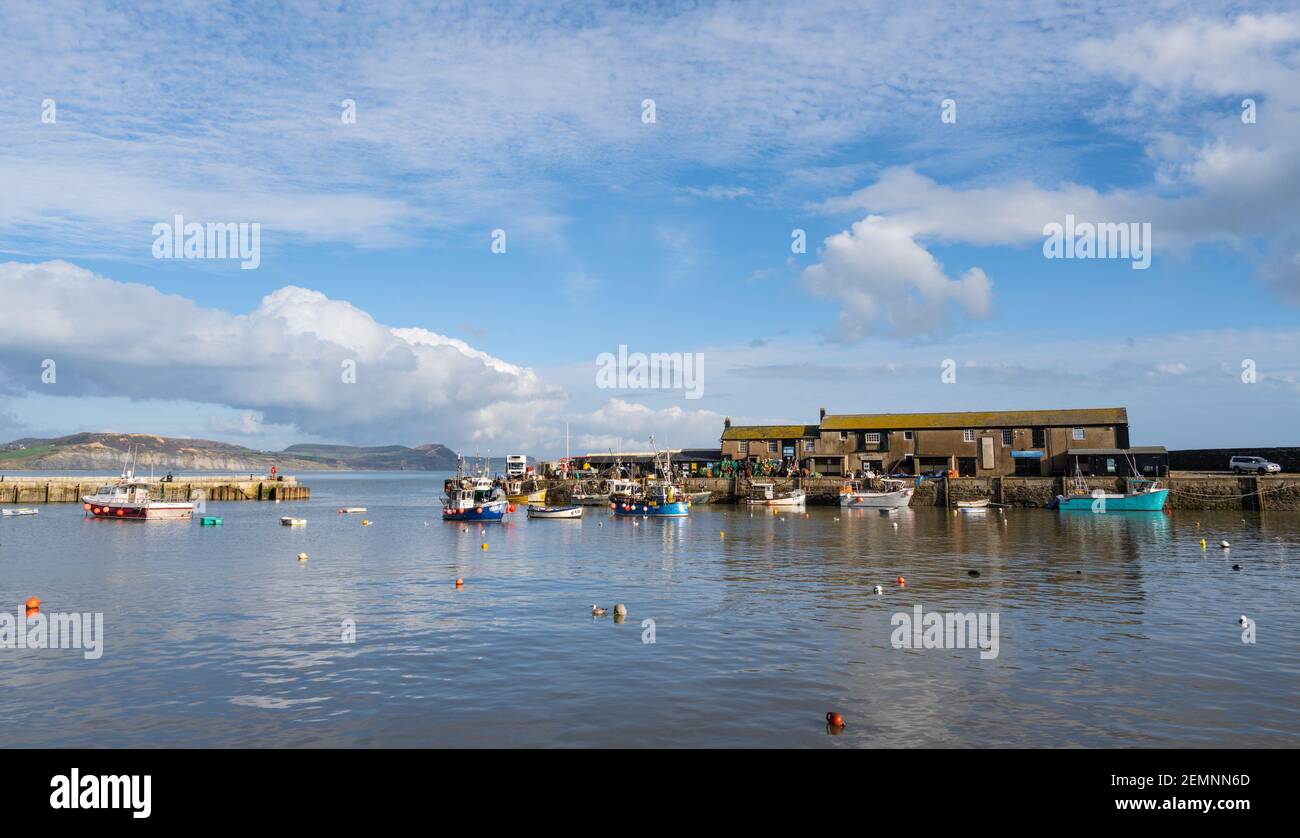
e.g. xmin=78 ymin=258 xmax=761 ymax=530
xmin=826 ymin=711 xmax=845 ymax=728
xmin=720 ymin=531 xmax=725 ymax=539
xmin=507 ymin=504 xmax=516 ymax=513
xmin=614 ymin=603 xmax=627 ymax=617
xmin=361 ymin=519 xmax=371 ymax=526
xmin=481 ymin=543 xmax=488 ymax=550
xmin=1200 ymin=539 xmax=1207 ymax=550
xmin=897 ymin=576 xmax=905 ymax=585
xmin=1232 ymin=564 xmax=1242 ymax=571
xmin=873 ymin=585 xmax=883 ymax=595
xmin=455 ymin=578 xmax=463 ymax=588
xmin=25 ymin=596 xmax=40 ymax=611
xmin=1221 ymin=540 xmax=1231 ymax=549
xmin=82 ymin=503 xmax=91 ymax=510
xmin=297 ymin=552 xmax=309 ymax=562
xmin=1238 ymin=615 xmax=1250 ymax=627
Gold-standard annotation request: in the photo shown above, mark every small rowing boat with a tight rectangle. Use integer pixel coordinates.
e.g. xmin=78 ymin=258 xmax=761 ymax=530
xmin=527 ymin=504 xmax=583 ymax=519
xmin=1 ymin=508 xmax=39 ymax=517
xmin=956 ymin=499 xmax=990 ymax=511
xmin=840 ymin=478 xmax=914 ymax=509
xmin=337 ymin=507 xmax=367 ymax=514
xmin=689 ymin=491 xmax=712 ymax=505
xmin=280 ymin=517 xmax=307 ymax=527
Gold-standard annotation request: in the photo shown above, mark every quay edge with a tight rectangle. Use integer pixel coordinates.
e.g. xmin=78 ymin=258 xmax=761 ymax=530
xmin=0 ymin=475 xmax=310 ymax=504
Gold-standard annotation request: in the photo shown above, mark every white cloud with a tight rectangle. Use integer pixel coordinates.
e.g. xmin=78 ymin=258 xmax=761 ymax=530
xmin=0 ymin=260 xmax=561 ymax=447
xmin=802 ymin=215 xmax=993 ymax=339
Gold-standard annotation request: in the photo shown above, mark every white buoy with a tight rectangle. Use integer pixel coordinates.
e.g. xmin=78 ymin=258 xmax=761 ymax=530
xmin=1239 ymin=615 xmax=1250 ymax=627
xmin=873 ymin=585 xmax=883 ymax=595
xmin=1221 ymin=540 xmax=1231 ymax=549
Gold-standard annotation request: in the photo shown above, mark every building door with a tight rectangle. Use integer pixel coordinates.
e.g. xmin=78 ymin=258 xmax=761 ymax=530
xmin=980 ymin=437 xmax=995 ymax=470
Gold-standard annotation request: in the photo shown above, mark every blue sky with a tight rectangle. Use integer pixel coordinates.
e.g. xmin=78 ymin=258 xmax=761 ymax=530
xmin=2 ymin=1 xmax=1299 ymax=454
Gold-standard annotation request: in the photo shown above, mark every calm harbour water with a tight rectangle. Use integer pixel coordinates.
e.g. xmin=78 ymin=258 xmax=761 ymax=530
xmin=1 ymin=471 xmax=1297 ymax=748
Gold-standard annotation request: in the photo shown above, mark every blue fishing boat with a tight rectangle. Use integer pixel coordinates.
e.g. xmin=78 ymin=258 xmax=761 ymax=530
xmin=611 ymin=438 xmax=690 ymax=518
xmin=612 ymin=480 xmax=690 ymax=518
xmin=441 ymin=459 xmax=508 ymax=522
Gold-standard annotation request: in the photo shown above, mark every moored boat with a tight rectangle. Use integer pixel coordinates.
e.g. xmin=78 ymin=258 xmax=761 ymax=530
xmin=612 ymin=480 xmax=689 ymax=517
xmin=442 ymin=460 xmax=509 ymax=522
xmin=745 ymin=482 xmax=805 ymax=508
xmin=82 ymin=479 xmax=193 ymax=521
xmin=956 ymin=499 xmax=990 ymax=511
xmin=527 ymin=504 xmax=583 ymax=519
xmin=840 ymin=478 xmax=914 ymax=509
xmin=688 ymin=490 xmax=712 ymax=505
xmin=280 ymin=516 xmax=308 ymax=526
xmin=1057 ymin=480 xmax=1169 ymax=512
xmin=504 ymin=478 xmax=547 ymax=505
xmin=337 ymin=507 xmax=367 ymax=514
xmin=1 ymin=507 xmax=40 ymax=517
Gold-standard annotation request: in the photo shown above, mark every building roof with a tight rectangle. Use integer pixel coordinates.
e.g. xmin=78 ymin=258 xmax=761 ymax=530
xmin=820 ymin=407 xmax=1127 ymax=431
xmin=721 ymin=424 xmax=821 ymax=441
xmin=1066 ymin=446 xmax=1167 ymax=455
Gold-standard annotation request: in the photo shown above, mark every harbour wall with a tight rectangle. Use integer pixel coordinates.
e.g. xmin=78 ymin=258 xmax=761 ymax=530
xmin=0 ymin=475 xmax=309 ymax=504
xmin=548 ymin=475 xmax=1300 ymax=511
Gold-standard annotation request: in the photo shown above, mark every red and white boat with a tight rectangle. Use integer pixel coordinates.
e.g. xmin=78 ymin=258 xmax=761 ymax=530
xmin=81 ymin=456 xmax=194 ymax=520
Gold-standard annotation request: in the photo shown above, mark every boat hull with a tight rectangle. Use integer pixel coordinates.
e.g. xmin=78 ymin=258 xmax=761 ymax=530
xmin=443 ymin=501 xmax=508 ymax=522
xmin=612 ymin=499 xmax=690 ymax=518
xmin=527 ymin=505 xmax=583 ymax=519
xmin=1057 ymin=488 xmax=1169 ymax=512
xmin=841 ymin=489 xmax=913 ymax=509
xmin=84 ymin=502 xmax=194 ymax=520
xmin=745 ymin=496 xmax=805 ymax=507
xmin=506 ymin=489 xmax=546 ymax=504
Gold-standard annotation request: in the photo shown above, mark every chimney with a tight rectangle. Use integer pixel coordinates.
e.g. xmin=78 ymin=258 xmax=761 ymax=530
xmin=819 ymin=407 xmax=826 ymax=422
xmin=724 ymin=416 xmax=732 ymax=429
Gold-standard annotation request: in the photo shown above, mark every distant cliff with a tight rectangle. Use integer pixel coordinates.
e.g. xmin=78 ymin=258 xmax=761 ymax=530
xmin=0 ymin=433 xmax=461 ymax=472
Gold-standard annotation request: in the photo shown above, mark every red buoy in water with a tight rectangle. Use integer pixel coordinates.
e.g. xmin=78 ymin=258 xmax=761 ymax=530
xmin=826 ymin=711 xmax=845 ymax=728
xmin=25 ymin=596 xmax=41 ymax=611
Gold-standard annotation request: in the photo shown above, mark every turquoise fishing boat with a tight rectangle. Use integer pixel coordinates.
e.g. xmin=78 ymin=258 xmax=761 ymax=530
xmin=1056 ymin=476 xmax=1168 ymax=512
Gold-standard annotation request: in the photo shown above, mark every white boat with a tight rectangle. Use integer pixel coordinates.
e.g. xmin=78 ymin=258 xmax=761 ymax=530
xmin=280 ymin=516 xmax=308 ymax=527
xmin=82 ymin=450 xmax=195 ymax=520
xmin=1 ymin=508 xmax=39 ymax=516
xmin=840 ymin=478 xmax=914 ymax=509
xmin=689 ymin=491 xmax=712 ymax=505
xmin=956 ymin=499 xmax=990 ymax=511
xmin=745 ymin=482 xmax=806 ymax=507
xmin=570 ymin=478 xmax=610 ymax=505
xmin=337 ymin=507 xmax=367 ymax=514
xmin=527 ymin=504 xmax=583 ymax=519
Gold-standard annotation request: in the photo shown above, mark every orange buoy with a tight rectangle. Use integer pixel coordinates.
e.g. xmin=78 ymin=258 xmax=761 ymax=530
xmin=897 ymin=575 xmax=906 ymax=585
xmin=826 ymin=711 xmax=845 ymax=728
xmin=507 ymin=504 xmax=516 ymax=513
xmin=116 ymin=509 xmax=125 ymax=516
xmin=25 ymin=596 xmax=41 ymax=611
xmin=455 ymin=578 xmax=464 ymax=588
xmin=83 ymin=503 xmax=91 ymax=510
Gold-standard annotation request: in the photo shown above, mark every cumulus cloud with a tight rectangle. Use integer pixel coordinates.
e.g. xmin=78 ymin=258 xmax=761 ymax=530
xmin=802 ymin=215 xmax=993 ymax=339
xmin=567 ymin=399 xmax=726 ymax=453
xmin=0 ymin=260 xmax=561 ymax=447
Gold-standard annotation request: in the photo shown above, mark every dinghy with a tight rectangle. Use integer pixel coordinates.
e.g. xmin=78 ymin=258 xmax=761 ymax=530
xmin=280 ymin=517 xmax=308 ymax=527
xmin=526 ymin=504 xmax=583 ymax=519
xmin=1 ymin=508 xmax=39 ymax=516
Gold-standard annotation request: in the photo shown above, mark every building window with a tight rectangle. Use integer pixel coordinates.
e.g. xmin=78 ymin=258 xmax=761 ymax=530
xmin=767 ymin=441 xmax=778 ymax=454
xmin=1072 ymin=427 xmax=1085 ymax=441
xmin=1001 ymin=430 xmax=1013 ymax=446
xmin=839 ymin=431 xmax=849 ymax=441
xmin=903 ymin=431 xmax=914 ymax=441
xmin=802 ymin=439 xmax=814 ymax=452
xmin=963 ymin=429 xmax=975 ymax=442
xmin=865 ymin=432 xmax=881 ymax=444
xmin=738 ymin=441 xmax=748 ymax=455
xmin=1032 ymin=427 xmax=1045 ymax=447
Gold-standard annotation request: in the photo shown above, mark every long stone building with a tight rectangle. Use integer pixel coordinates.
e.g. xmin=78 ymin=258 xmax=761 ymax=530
xmin=720 ymin=407 xmax=1143 ymax=477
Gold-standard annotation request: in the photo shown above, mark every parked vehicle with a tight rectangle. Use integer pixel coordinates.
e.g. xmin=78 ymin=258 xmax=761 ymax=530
xmin=1230 ymin=455 xmax=1281 ymax=474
